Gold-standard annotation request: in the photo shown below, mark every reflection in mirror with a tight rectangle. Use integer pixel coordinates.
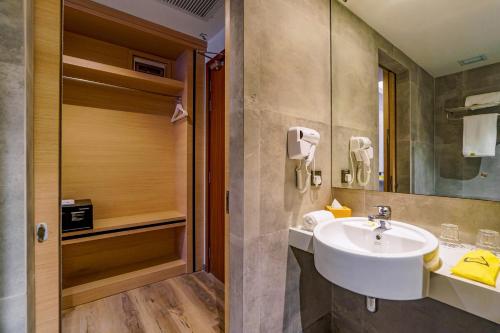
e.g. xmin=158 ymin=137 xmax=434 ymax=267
xmin=331 ymin=0 xmax=500 ymax=201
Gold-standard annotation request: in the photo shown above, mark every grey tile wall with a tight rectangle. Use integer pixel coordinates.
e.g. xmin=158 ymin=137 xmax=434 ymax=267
xmin=328 ymin=2 xmax=499 ymax=333
xmin=333 ymin=187 xmax=500 ymax=250
xmin=228 ymin=0 xmax=245 ymax=331
xmin=434 ymin=63 xmax=500 ymax=201
xmin=229 ymin=0 xmax=333 ymax=331
xmin=0 ymin=0 xmax=30 ymax=332
xmin=229 ymin=1 xmax=500 ymax=332
xmin=331 ymin=284 xmax=498 ymax=333
xmin=284 ymin=248 xmax=333 ymax=333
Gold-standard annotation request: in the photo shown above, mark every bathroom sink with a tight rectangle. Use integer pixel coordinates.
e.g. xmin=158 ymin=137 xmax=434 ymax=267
xmin=313 ymin=217 xmax=440 ymax=300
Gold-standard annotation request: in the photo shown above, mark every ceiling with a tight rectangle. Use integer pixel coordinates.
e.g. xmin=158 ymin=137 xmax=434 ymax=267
xmin=340 ymin=0 xmax=500 ymax=77
xmin=94 ymin=0 xmax=224 ymax=41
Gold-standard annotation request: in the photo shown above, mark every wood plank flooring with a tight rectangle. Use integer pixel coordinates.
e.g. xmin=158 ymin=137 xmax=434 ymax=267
xmin=62 ymin=271 xmax=224 ymax=333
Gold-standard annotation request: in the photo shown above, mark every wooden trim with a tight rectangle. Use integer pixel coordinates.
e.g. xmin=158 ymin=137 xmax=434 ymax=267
xmin=383 ymin=69 xmax=389 ymax=192
xmin=33 ymin=0 xmax=61 ymax=331
xmin=224 ymin=1 xmax=230 ymax=331
xmin=206 ymin=52 xmax=226 ymax=279
xmin=172 ymin=50 xmax=194 ymax=273
xmin=194 ymin=51 xmax=207 ymax=272
xmin=63 ymin=55 xmax=184 ymax=96
xmin=382 ymin=68 xmax=397 ymax=192
xmin=64 ymin=0 xmax=206 ymax=51
xmin=62 ymin=259 xmax=186 ymax=308
xmin=205 ymin=59 xmax=211 ymax=274
xmin=388 ymin=71 xmax=397 ymax=192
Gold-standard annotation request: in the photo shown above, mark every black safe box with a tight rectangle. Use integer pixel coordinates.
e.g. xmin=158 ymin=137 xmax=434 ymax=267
xmin=62 ymin=199 xmax=93 ymax=233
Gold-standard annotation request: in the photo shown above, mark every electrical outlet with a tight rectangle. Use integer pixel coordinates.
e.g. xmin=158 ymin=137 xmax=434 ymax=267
xmin=341 ymin=169 xmax=351 ymax=184
xmin=311 ymin=170 xmax=322 ymax=186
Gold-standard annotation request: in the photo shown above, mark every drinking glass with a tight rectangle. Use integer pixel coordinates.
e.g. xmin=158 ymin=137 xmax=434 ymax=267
xmin=476 ymin=229 xmax=499 ymax=253
xmin=440 ymin=223 xmax=460 ymax=246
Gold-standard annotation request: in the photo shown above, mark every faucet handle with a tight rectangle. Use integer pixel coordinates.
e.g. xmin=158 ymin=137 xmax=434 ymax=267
xmin=374 ymin=205 xmax=391 ymax=218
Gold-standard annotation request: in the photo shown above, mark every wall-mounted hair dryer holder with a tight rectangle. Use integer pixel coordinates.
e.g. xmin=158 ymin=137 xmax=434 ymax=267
xmin=287 ymin=127 xmax=321 ymax=192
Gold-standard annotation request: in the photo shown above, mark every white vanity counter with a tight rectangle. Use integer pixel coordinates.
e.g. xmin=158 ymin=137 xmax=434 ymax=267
xmin=289 ymin=227 xmax=500 ymax=324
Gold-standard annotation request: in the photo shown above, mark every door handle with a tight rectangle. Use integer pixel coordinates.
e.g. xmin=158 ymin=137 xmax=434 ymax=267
xmin=36 ymin=223 xmax=48 ymax=242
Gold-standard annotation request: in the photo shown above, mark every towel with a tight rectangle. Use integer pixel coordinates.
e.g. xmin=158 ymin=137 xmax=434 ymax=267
xmin=465 ymin=91 xmax=500 ymax=109
xmin=463 ymin=114 xmax=498 ymax=157
xmin=451 ymin=249 xmax=499 ymax=287
xmin=302 ymin=210 xmax=334 ymax=231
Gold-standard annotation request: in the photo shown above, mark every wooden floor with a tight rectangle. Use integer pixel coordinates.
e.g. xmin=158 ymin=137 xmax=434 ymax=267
xmin=62 ymin=271 xmax=224 ymax=333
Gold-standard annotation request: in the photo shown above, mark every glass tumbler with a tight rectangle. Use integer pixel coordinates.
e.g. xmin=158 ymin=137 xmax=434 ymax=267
xmin=440 ymin=223 xmax=460 ymax=246
xmin=476 ymin=229 xmax=499 ymax=253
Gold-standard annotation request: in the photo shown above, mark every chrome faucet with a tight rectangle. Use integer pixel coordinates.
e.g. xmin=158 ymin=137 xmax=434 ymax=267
xmin=368 ymin=205 xmax=392 ymax=234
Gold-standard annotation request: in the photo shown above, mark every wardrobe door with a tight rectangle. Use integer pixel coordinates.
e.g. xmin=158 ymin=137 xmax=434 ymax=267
xmin=33 ymin=0 xmax=61 ymax=331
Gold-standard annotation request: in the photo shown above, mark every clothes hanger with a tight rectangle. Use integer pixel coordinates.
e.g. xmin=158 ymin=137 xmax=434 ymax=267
xmin=171 ymin=98 xmax=188 ymax=123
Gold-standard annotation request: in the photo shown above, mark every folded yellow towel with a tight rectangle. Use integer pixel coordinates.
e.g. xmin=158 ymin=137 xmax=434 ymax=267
xmin=451 ymin=249 xmax=499 ymax=287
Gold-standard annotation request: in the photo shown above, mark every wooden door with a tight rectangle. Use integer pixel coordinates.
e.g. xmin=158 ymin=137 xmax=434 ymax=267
xmin=382 ymin=68 xmax=397 ymax=192
xmin=33 ymin=0 xmax=61 ymax=331
xmin=207 ymin=54 xmax=225 ymax=282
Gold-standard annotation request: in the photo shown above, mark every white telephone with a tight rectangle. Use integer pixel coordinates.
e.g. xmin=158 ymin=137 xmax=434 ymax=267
xmin=287 ymin=127 xmax=320 ymax=193
xmin=348 ymin=136 xmax=373 ymax=186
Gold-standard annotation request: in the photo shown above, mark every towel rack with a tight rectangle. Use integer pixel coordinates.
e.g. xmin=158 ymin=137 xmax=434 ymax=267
xmin=445 ymin=103 xmax=500 ymax=121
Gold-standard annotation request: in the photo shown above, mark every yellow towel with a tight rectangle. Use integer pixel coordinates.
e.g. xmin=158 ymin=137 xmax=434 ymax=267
xmin=451 ymin=249 xmax=499 ymax=287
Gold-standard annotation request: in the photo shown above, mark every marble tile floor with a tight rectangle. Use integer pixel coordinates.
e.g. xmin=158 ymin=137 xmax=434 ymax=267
xmin=62 ymin=271 xmax=224 ymax=333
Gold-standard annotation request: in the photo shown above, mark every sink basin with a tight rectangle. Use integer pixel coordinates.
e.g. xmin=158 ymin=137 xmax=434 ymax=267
xmin=313 ymin=217 xmax=439 ymax=300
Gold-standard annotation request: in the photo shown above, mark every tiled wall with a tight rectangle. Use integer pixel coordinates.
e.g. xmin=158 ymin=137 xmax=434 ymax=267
xmin=0 ymin=0 xmax=31 ymax=331
xmin=331 ymin=1 xmax=435 ymax=195
xmin=228 ymin=0 xmax=333 ymax=331
xmin=229 ymin=0 xmax=500 ymax=332
xmin=435 ymin=62 xmax=500 ymax=201
xmin=333 ymin=187 xmax=500 ymax=252
xmin=329 ymin=3 xmax=500 ymax=331
xmin=331 ymin=284 xmax=498 ymax=333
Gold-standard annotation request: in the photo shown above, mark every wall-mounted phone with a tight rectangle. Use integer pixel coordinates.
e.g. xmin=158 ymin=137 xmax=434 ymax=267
xmin=349 ymin=136 xmax=373 ymax=187
xmin=287 ymin=127 xmax=321 ymax=193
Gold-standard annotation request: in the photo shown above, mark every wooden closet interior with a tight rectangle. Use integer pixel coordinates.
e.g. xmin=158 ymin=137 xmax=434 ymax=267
xmin=60 ymin=0 xmax=206 ymax=309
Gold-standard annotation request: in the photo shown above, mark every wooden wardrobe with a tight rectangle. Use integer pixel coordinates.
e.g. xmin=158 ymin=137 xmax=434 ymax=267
xmin=60 ymin=0 xmax=206 ymax=308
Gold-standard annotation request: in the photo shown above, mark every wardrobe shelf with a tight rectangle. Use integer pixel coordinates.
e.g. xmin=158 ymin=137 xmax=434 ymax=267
xmin=62 ymin=210 xmax=186 ymax=244
xmin=63 ymin=55 xmax=184 ymax=96
xmin=62 ymin=258 xmax=186 ymax=309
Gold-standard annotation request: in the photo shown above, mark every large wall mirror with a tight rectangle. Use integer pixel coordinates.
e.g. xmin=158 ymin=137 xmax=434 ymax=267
xmin=331 ymin=0 xmax=500 ymax=201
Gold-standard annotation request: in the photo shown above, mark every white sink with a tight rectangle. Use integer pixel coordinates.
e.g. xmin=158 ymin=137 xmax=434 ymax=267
xmin=313 ymin=217 xmax=440 ymax=300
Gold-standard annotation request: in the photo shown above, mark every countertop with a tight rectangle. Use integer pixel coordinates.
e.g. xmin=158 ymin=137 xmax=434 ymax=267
xmin=289 ymin=226 xmax=500 ymax=324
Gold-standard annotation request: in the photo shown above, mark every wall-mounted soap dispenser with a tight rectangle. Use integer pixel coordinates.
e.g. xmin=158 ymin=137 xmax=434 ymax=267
xmin=287 ymin=127 xmax=321 ymax=193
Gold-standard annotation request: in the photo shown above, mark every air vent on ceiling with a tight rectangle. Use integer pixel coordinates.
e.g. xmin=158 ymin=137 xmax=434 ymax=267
xmin=157 ymin=0 xmax=222 ymax=19
xmin=458 ymin=54 xmax=487 ymax=66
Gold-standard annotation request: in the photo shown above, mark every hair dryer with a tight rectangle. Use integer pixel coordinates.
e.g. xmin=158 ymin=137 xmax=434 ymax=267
xmin=287 ymin=127 xmax=320 ymax=166
xmin=349 ymin=136 xmax=373 ymax=186
xmin=287 ymin=127 xmax=321 ymax=192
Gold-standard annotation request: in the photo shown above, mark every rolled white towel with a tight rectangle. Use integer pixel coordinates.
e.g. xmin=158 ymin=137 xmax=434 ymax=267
xmin=302 ymin=210 xmax=334 ymax=231
xmin=464 ymin=91 xmax=500 ymax=108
